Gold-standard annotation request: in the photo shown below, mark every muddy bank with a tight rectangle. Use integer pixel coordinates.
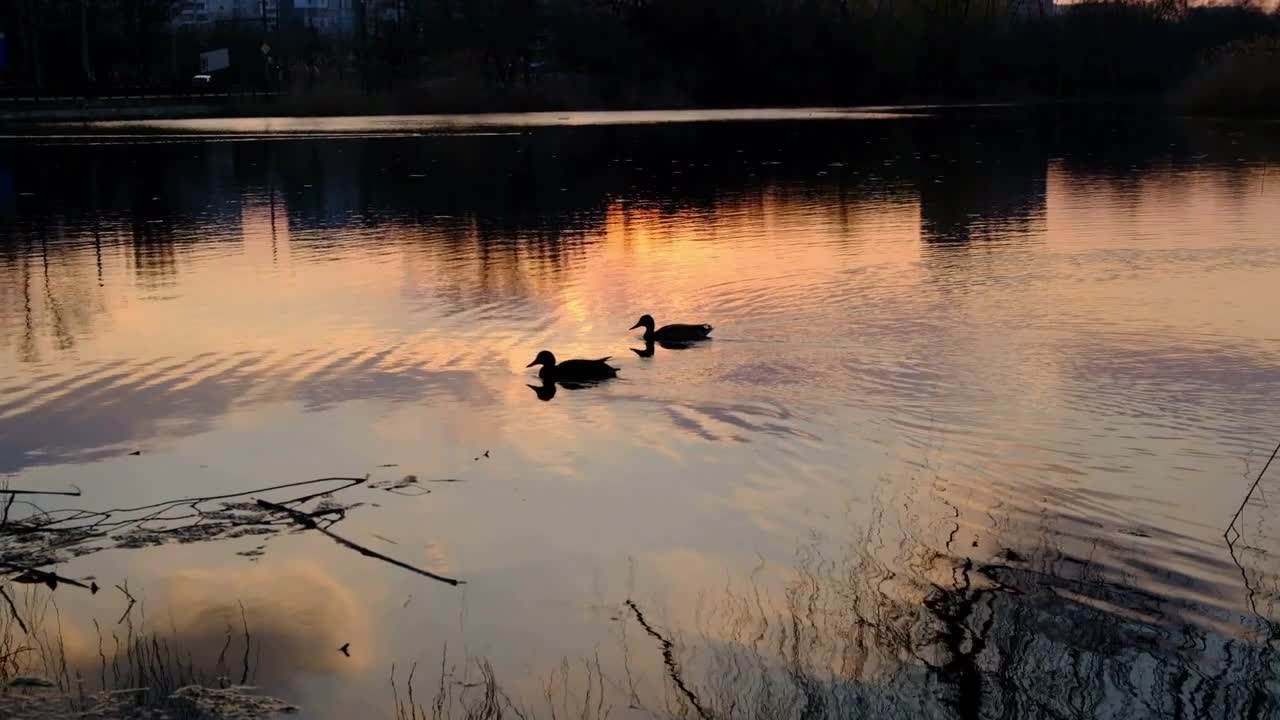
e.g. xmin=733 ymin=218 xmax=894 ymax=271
xmin=1 ymin=681 xmax=297 ymax=719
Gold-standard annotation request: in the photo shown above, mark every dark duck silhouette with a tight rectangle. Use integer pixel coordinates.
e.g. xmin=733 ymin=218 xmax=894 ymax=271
xmin=630 ymin=314 xmax=713 ymax=344
xmin=526 ymin=350 xmax=619 ymax=383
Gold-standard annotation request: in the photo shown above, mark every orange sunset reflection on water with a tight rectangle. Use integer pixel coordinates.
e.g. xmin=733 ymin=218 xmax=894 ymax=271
xmin=2 ymin=110 xmax=1279 ymax=718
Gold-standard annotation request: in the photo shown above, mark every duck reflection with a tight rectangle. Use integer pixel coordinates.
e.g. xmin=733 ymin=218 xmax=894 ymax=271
xmin=630 ymin=338 xmax=699 ymax=358
xmin=527 ymin=379 xmax=612 ymax=401
xmin=528 ymin=381 xmax=559 ymax=401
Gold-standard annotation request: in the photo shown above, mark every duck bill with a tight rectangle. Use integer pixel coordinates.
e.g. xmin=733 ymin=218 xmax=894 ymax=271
xmin=525 ymin=360 xmax=539 ymax=368
xmin=629 ymin=322 xmax=643 ymax=331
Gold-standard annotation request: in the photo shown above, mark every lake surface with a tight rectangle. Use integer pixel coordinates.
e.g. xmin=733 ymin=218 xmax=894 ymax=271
xmin=2 ymin=107 xmax=1279 ymax=718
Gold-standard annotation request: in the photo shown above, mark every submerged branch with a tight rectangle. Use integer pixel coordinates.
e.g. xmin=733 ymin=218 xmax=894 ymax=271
xmin=0 ymin=488 xmax=83 ymax=497
xmin=0 ymin=562 xmax=97 ymax=593
xmin=1 ymin=473 xmax=459 ymax=590
xmin=625 ymin=599 xmax=710 ymax=720
xmin=1225 ymin=439 xmax=1280 ymax=539
xmin=255 ymin=499 xmax=463 ymax=586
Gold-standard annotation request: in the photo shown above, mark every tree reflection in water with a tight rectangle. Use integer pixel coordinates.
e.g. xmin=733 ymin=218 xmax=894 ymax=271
xmin=389 ymin=477 xmax=1280 ymax=720
xmin=629 ymin=490 xmax=1280 ymax=720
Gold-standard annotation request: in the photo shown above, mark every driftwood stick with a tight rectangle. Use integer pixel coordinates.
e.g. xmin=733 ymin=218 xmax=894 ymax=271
xmin=1225 ymin=440 xmax=1280 ymax=538
xmin=255 ymin=499 xmax=463 ymax=586
xmin=101 ymin=476 xmax=365 ymax=516
xmin=0 ymin=488 xmax=83 ymax=496
xmin=0 ymin=562 xmax=97 ymax=593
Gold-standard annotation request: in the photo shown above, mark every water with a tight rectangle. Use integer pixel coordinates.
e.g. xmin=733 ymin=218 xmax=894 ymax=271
xmin=2 ymin=108 xmax=1279 ymax=718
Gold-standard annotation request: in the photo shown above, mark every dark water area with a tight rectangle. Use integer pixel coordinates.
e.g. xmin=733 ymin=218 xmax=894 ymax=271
xmin=1 ymin=108 xmax=1279 ymax=718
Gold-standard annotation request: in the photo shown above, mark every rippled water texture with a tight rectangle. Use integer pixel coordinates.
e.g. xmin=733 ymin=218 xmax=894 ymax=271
xmin=2 ymin=108 xmax=1279 ymax=718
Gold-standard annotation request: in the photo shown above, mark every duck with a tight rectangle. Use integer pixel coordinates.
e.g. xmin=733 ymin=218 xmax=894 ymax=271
xmin=629 ymin=314 xmax=713 ymax=344
xmin=526 ymin=351 xmax=619 ymax=383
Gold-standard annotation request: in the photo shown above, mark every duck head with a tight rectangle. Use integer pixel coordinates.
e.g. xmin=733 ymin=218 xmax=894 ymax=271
xmin=629 ymin=314 xmax=656 ymax=333
xmin=525 ymin=350 xmax=557 ymax=369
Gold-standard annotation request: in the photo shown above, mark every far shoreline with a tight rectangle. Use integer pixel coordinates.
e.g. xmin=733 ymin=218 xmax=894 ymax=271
xmin=1 ymin=93 xmax=1275 ymax=129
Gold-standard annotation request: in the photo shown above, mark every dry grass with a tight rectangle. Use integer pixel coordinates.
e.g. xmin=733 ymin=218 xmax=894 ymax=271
xmin=0 ymin=586 xmax=295 ymax=719
xmin=392 ymin=649 xmax=613 ymax=720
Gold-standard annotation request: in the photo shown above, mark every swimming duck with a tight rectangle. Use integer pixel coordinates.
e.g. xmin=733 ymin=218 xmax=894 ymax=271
xmin=629 ymin=314 xmax=713 ymax=344
xmin=526 ymin=351 xmax=619 ymax=383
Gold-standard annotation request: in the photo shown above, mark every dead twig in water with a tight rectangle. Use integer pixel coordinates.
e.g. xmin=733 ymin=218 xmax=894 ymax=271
xmin=0 ymin=646 xmax=34 ymax=663
xmin=625 ymin=599 xmax=710 ymax=720
xmin=0 ymin=563 xmax=97 ymax=593
xmin=2 ymin=473 xmax=462 ymax=624
xmin=255 ymin=499 xmax=463 ymax=586
xmin=0 ymin=585 xmax=28 ymax=634
xmin=1225 ymin=440 xmax=1280 ymax=539
xmin=115 ymin=581 xmax=137 ymax=625
xmin=238 ymin=600 xmax=252 ymax=686
xmin=0 ymin=477 xmax=366 ymax=578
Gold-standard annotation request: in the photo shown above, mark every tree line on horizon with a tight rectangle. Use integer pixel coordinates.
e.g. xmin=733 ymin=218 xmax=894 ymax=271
xmin=1 ymin=0 xmax=1277 ymax=108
